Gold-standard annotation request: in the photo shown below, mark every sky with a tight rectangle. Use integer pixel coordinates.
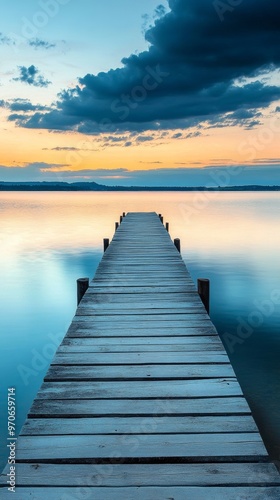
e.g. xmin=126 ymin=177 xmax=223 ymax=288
xmin=0 ymin=0 xmax=279 ymax=187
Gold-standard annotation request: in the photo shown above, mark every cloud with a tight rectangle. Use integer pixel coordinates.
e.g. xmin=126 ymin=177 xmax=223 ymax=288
xmin=43 ymin=147 xmax=82 ymax=152
xmin=154 ymin=4 xmax=167 ymax=18
xmin=141 ymin=4 xmax=167 ymax=34
xmin=136 ymin=135 xmax=155 ymax=142
xmin=185 ymin=131 xmax=202 ymax=138
xmin=7 ymin=0 xmax=280 ymax=134
xmin=0 ymin=32 xmax=13 ymax=45
xmin=13 ymin=65 xmax=51 ymax=87
xmin=0 ymin=162 xmax=70 ymax=182
xmin=7 ymin=99 xmax=49 ymax=112
xmin=42 ymin=146 xmax=97 ymax=152
xmin=139 ymin=161 xmax=163 ymax=164
xmin=28 ymin=38 xmax=56 ymax=50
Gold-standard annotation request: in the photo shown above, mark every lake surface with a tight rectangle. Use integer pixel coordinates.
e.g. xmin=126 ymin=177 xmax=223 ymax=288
xmin=0 ymin=191 xmax=280 ymax=469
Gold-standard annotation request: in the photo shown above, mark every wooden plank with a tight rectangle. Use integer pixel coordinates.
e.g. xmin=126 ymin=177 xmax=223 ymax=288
xmin=61 ymin=335 xmax=221 ymax=348
xmin=66 ymin=326 xmax=218 ymax=338
xmin=45 ymin=363 xmax=235 ymax=381
xmin=88 ymin=286 xmax=197 ymax=293
xmin=29 ymin=397 xmax=252 ymax=417
xmin=2 ymin=486 xmax=279 ymax=499
xmin=71 ymin=316 xmax=213 ymax=323
xmin=35 ymin=379 xmax=242 ymax=400
xmin=61 ymin=336 xmax=221 ymax=346
xmin=95 ymin=261 xmax=189 ymax=266
xmin=80 ymin=298 xmax=203 ymax=307
xmin=51 ymin=352 xmax=230 ymax=365
xmin=57 ymin=342 xmax=225 ymax=353
xmin=76 ymin=307 xmax=206 ymax=316
xmin=2 ymin=463 xmax=280 ymax=486
xmin=63 ymin=324 xmax=218 ymax=343
xmin=82 ymin=293 xmax=201 ymax=302
xmin=21 ymin=415 xmax=258 ymax=436
xmin=14 ymin=433 xmax=268 ymax=461
xmin=76 ymin=312 xmax=210 ymax=325
xmin=92 ymin=279 xmax=196 ymax=284
xmin=61 ymin=335 xmax=222 ymax=345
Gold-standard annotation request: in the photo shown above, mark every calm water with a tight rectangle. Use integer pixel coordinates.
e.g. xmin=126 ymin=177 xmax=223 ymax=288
xmin=0 ymin=191 xmax=280 ymax=469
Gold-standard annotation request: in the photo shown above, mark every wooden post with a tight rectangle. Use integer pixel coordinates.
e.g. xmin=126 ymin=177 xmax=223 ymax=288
xmin=122 ymin=212 xmax=126 ymax=217
xmin=115 ymin=222 xmax=119 ymax=231
xmin=174 ymin=238 xmax=181 ymax=253
xmin=103 ymin=238 xmax=110 ymax=252
xmin=120 ymin=215 xmax=123 ymax=224
xmin=158 ymin=213 xmax=162 ymax=218
xmin=166 ymin=222 xmax=169 ymax=232
xmin=77 ymin=278 xmax=89 ymax=305
xmin=198 ymin=278 xmax=210 ymax=314
xmin=160 ymin=216 xmax=164 ymax=224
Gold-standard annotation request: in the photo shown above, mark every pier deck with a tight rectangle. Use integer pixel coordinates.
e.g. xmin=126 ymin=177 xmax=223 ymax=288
xmin=1 ymin=212 xmax=280 ymax=499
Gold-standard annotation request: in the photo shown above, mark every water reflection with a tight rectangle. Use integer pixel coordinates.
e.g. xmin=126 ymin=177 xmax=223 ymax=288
xmin=0 ymin=191 xmax=279 ymax=468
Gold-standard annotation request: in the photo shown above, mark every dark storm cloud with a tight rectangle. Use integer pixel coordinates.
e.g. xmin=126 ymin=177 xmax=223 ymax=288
xmin=154 ymin=4 xmax=166 ymax=18
xmin=8 ymin=0 xmax=280 ymax=133
xmin=13 ymin=65 xmax=51 ymax=87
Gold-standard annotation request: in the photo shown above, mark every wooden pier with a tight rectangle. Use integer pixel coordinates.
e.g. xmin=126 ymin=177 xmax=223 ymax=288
xmin=1 ymin=212 xmax=280 ymax=499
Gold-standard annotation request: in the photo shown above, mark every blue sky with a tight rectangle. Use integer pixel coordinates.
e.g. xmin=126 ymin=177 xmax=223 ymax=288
xmin=0 ymin=0 xmax=280 ymax=186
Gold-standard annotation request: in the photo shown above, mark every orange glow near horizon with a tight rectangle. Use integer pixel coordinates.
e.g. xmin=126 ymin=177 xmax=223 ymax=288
xmin=0 ymin=110 xmax=279 ymax=174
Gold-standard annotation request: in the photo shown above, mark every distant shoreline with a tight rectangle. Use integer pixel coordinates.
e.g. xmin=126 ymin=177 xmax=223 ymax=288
xmin=0 ymin=182 xmax=280 ymax=192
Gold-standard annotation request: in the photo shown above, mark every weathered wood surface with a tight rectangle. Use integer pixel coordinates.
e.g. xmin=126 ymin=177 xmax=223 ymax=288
xmin=1 ymin=212 xmax=279 ymax=499
xmin=1 ymin=487 xmax=280 ymax=500
xmin=50 ymin=351 xmax=232 ymax=365
xmin=3 ymin=463 xmax=280 ymax=486
xmin=14 ymin=433 xmax=268 ymax=461
xmin=45 ymin=363 xmax=236 ymax=381
xmin=21 ymin=415 xmax=258 ymax=435
xmin=28 ymin=396 xmax=253 ymax=418
xmin=34 ymin=379 xmax=243 ymax=399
